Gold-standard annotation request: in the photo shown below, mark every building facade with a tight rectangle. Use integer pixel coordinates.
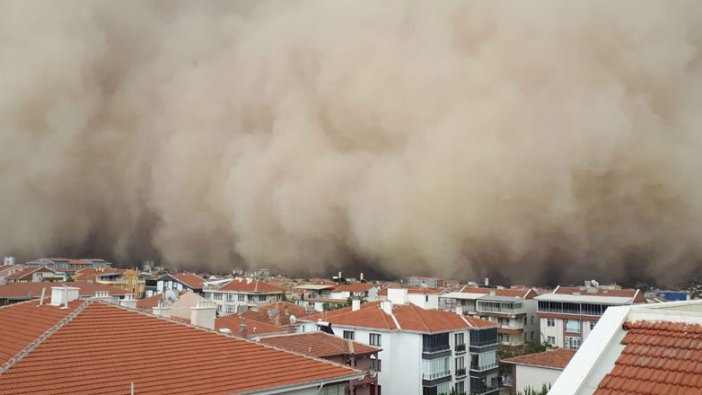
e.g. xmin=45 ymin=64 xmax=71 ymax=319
xmin=535 ymin=281 xmax=645 ymax=350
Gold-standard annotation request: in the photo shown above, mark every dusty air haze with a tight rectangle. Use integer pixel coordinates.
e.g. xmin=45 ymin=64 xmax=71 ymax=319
xmin=1 ymin=0 xmax=702 ymax=285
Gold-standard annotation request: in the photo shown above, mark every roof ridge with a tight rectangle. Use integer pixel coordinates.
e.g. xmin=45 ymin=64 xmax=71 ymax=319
xmin=0 ymin=299 xmax=92 ymax=375
xmin=408 ymin=303 xmax=431 ymax=332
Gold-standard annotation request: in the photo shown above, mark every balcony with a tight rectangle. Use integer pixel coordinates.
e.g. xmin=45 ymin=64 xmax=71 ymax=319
xmin=423 ymin=344 xmax=450 ymax=354
xmin=470 ymin=362 xmax=498 ymax=372
xmin=455 ymin=343 xmax=466 ymax=353
xmin=422 ymin=371 xmax=451 ymax=381
xmin=456 ymin=368 xmax=467 ymax=377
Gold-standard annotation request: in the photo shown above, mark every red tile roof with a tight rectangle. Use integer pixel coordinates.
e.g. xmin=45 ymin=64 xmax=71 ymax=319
xmin=0 ymin=265 xmax=25 ymax=278
xmin=595 ymin=320 xmax=702 ymax=394
xmin=332 ymin=283 xmax=375 ymax=293
xmin=459 ymin=287 xmax=536 ymax=299
xmin=502 ymin=348 xmax=576 ymax=369
xmin=73 ymin=268 xmax=125 ymax=282
xmin=172 ymin=273 xmax=206 ymax=289
xmin=217 ymin=279 xmax=285 ymax=293
xmin=136 ymin=293 xmax=165 ymax=309
xmin=239 ymin=302 xmax=308 ymax=326
xmin=304 ymin=301 xmax=491 ymax=333
xmin=0 ymin=282 xmax=129 ymax=299
xmin=0 ymin=299 xmax=83 ymax=365
xmin=5 ymin=267 xmax=47 ymax=280
xmin=261 ymin=332 xmax=380 ymax=358
xmin=0 ymin=302 xmax=363 ymax=394
xmin=215 ymin=315 xmax=288 ymax=337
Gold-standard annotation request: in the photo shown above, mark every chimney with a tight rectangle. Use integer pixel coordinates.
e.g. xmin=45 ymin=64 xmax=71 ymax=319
xmin=360 ymin=272 xmax=364 ymax=281
xmin=484 ymin=277 xmax=489 ymax=287
xmin=338 ymin=271 xmax=342 ymax=280
xmin=246 ymin=277 xmax=252 ymax=285
xmin=455 ymin=305 xmax=464 ymax=315
xmin=190 ymin=300 xmax=216 ymax=330
xmin=352 ymin=298 xmax=361 ymax=311
xmin=120 ymin=294 xmax=137 ymax=309
xmin=381 ymin=300 xmax=393 ymax=315
xmin=387 ymin=288 xmax=408 ymax=305
xmin=50 ymin=286 xmax=79 ymax=307
xmin=152 ymin=301 xmax=171 ymax=318
xmin=239 ymin=323 xmax=248 ymax=338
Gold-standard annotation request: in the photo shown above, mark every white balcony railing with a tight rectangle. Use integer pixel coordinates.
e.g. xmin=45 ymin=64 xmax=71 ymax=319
xmin=422 ymin=370 xmax=451 ymax=381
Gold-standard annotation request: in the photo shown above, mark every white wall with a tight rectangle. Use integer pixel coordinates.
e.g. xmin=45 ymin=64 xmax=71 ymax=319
xmin=540 ymin=317 xmax=565 ymax=348
xmin=408 ymin=293 xmax=439 ymax=309
xmin=515 ymin=365 xmax=563 ymax=393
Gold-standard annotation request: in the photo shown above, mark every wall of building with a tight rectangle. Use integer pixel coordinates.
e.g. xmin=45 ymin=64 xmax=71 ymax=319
xmin=540 ymin=317 xmax=565 ymax=348
xmin=514 ymin=365 xmax=562 ymax=393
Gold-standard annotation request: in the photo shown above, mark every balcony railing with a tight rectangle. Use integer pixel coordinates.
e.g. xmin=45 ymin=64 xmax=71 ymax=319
xmin=422 ymin=370 xmax=451 ymax=381
xmin=456 ymin=368 xmax=467 ymax=377
xmin=423 ymin=344 xmax=450 ymax=354
xmin=470 ymin=362 xmax=498 ymax=372
xmin=455 ymin=343 xmax=466 ymax=352
xmin=470 ymin=339 xmax=497 ymax=348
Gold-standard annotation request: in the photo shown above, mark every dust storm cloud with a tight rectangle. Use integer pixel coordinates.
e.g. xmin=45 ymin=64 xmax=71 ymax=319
xmin=1 ymin=0 xmax=702 ymax=284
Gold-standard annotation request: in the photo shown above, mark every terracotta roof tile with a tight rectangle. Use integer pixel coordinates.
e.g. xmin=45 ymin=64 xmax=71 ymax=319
xmin=0 ymin=299 xmax=83 ymax=365
xmin=172 ymin=273 xmax=206 ymax=289
xmin=217 ymin=279 xmax=285 ymax=293
xmin=303 ymin=301 xmax=486 ymax=333
xmin=595 ymin=320 xmax=702 ymax=394
xmin=215 ymin=315 xmax=288 ymax=337
xmin=239 ymin=302 xmax=307 ymax=326
xmin=502 ymin=348 xmax=576 ymax=369
xmin=0 ymin=282 xmax=129 ymax=299
xmin=0 ymin=302 xmax=362 ymax=394
xmin=5 ymin=267 xmax=46 ymax=280
xmin=260 ymin=332 xmax=380 ymax=358
xmin=136 ymin=293 xmax=165 ymax=309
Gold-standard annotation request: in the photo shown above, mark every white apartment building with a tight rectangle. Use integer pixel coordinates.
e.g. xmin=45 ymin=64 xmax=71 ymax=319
xmin=440 ymin=287 xmax=539 ymax=346
xmin=535 ymin=281 xmax=645 ymax=350
xmin=300 ymin=289 xmax=499 ymax=395
xmin=204 ymin=278 xmax=285 ymax=314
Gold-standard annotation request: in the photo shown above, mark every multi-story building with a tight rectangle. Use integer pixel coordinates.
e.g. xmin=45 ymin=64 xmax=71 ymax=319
xmin=153 ymin=272 xmax=206 ymax=296
xmin=299 ymin=289 xmax=499 ymax=395
xmin=440 ymin=287 xmax=538 ymax=346
xmin=330 ymin=283 xmax=380 ymax=301
xmin=26 ymin=258 xmax=113 ymax=270
xmin=261 ymin=332 xmax=381 ymax=395
xmin=407 ymin=276 xmax=446 ymax=288
xmin=204 ymin=277 xmax=285 ymax=314
xmin=535 ymin=280 xmax=645 ymax=350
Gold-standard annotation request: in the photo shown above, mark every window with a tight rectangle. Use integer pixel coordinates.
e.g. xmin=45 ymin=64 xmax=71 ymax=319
xmin=238 ymin=294 xmax=245 ymax=302
xmin=343 ymin=330 xmax=355 ymax=340
xmin=547 ymin=318 xmax=555 ymax=327
xmin=370 ymin=357 xmax=381 ymax=372
xmin=455 ymin=356 xmax=466 ymax=376
xmin=547 ymin=336 xmax=556 ymax=345
xmin=426 ymin=295 xmax=429 ymax=302
xmin=590 ymin=321 xmax=596 ymax=330
xmin=455 ymin=332 xmax=465 ymax=350
xmin=524 ymin=316 xmax=528 ymax=325
xmin=423 ymin=333 xmax=449 ymax=353
xmin=319 ymin=383 xmax=347 ymax=395
xmin=258 ymin=295 xmax=266 ymax=302
xmin=455 ymin=381 xmax=465 ymax=395
xmin=531 ymin=316 xmax=535 ymax=325
xmin=370 ymin=333 xmax=381 ymax=346
xmin=565 ymin=320 xmax=581 ymax=333
xmin=565 ymin=336 xmax=582 ymax=349
xmin=530 ymin=331 xmax=535 ymax=340
xmin=422 ymin=357 xmax=450 ymax=380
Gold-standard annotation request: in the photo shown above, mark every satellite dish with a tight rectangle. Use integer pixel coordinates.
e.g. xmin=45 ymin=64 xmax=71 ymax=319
xmin=165 ymin=289 xmax=178 ymax=302
xmin=289 ymin=315 xmax=297 ymax=324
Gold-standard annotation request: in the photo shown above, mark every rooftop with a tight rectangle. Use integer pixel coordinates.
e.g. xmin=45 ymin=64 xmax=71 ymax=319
xmin=217 ymin=279 xmax=285 ymax=293
xmin=260 ymin=332 xmax=380 ymax=358
xmin=0 ymin=300 xmax=363 ymax=394
xmin=332 ymin=283 xmax=375 ymax=293
xmin=171 ymin=273 xmax=206 ymax=289
xmin=215 ymin=315 xmax=287 ymax=337
xmin=0 ymin=281 xmax=129 ymax=299
xmin=502 ymin=348 xmax=576 ymax=370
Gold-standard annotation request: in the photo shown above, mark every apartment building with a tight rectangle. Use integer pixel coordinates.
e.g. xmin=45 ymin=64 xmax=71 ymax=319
xmin=552 ymin=299 xmax=702 ymax=393
xmin=25 ymin=257 xmax=113 ymax=270
xmin=535 ymin=280 xmax=645 ymax=350
xmin=330 ymin=283 xmax=380 ymax=301
xmin=379 ymin=288 xmax=442 ymax=309
xmin=440 ymin=287 xmax=538 ymax=346
xmin=153 ymin=272 xmax=206 ymax=295
xmin=261 ymin=332 xmax=381 ymax=395
xmin=300 ymin=289 xmax=499 ymax=395
xmin=407 ymin=276 xmax=446 ymax=288
xmin=204 ymin=277 xmax=285 ymax=314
